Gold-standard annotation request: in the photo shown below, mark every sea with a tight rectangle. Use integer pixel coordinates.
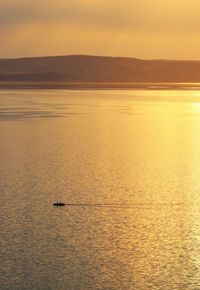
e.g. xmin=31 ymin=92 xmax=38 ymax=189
xmin=1 ymin=89 xmax=200 ymax=289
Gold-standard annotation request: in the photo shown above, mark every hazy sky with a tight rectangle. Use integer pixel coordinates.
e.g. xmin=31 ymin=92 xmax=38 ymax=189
xmin=1 ymin=0 xmax=200 ymax=59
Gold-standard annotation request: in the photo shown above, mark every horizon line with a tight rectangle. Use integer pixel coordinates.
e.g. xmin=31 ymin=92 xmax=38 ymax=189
xmin=1 ymin=54 xmax=200 ymax=62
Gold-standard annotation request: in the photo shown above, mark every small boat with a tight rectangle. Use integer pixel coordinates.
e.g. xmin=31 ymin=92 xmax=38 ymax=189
xmin=53 ymin=202 xmax=65 ymax=207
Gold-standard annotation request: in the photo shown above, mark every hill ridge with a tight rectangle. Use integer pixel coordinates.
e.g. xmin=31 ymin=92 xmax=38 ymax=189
xmin=1 ymin=54 xmax=200 ymax=83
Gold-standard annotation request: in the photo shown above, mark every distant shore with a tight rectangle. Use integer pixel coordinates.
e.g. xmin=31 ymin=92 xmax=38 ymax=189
xmin=1 ymin=82 xmax=200 ymax=90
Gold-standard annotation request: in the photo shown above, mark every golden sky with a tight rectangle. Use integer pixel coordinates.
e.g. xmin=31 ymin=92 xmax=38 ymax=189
xmin=1 ymin=0 xmax=200 ymax=59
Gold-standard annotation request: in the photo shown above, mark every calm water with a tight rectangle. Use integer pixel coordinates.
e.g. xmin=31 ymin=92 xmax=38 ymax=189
xmin=1 ymin=90 xmax=200 ymax=289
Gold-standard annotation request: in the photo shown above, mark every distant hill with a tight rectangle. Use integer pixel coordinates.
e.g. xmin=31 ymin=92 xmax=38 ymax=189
xmin=0 ymin=55 xmax=200 ymax=83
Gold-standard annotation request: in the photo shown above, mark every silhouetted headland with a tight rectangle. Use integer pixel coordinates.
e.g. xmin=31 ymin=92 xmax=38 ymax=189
xmin=1 ymin=55 xmax=200 ymax=89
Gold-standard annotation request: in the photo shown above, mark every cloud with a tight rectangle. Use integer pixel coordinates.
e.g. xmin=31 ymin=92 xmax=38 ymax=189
xmin=0 ymin=0 xmax=200 ymax=33
xmin=0 ymin=0 xmax=200 ymax=58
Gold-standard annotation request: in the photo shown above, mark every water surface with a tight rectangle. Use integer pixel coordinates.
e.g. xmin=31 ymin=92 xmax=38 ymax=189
xmin=1 ymin=89 xmax=200 ymax=289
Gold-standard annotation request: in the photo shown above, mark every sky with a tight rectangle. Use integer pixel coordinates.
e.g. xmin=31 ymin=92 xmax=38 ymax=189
xmin=1 ymin=0 xmax=200 ymax=59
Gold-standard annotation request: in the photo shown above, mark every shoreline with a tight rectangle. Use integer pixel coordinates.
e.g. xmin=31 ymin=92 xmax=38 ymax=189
xmin=1 ymin=82 xmax=200 ymax=90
